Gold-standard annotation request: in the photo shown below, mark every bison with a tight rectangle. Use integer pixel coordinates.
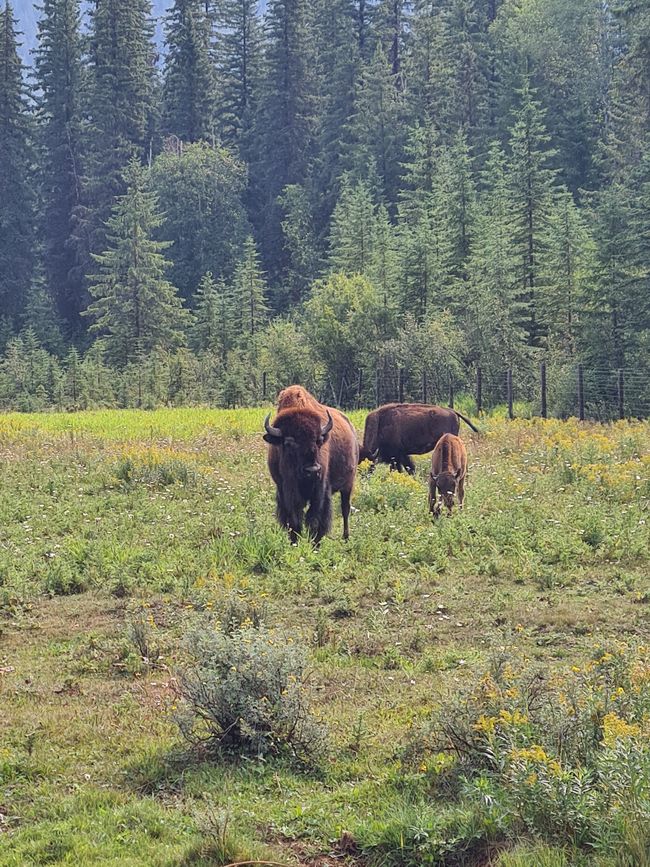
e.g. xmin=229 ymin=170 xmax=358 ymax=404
xmin=429 ymin=433 xmax=467 ymax=517
xmin=263 ymin=387 xmax=359 ymax=544
xmin=359 ymin=402 xmax=478 ymax=474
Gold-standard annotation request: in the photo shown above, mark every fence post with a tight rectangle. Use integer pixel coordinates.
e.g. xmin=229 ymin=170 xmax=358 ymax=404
xmin=618 ymin=368 xmax=624 ymax=420
xmin=476 ymin=366 xmax=482 ymax=414
xmin=262 ymin=371 xmax=267 ymax=401
xmin=375 ymin=367 xmax=381 ymax=407
xmin=398 ymin=367 xmax=405 ymax=403
xmin=421 ymin=370 xmax=428 ymax=405
xmin=577 ymin=364 xmax=585 ymax=421
xmin=357 ymin=368 xmax=363 ymax=408
xmin=507 ymin=368 xmax=513 ymax=420
xmin=449 ymin=379 xmax=455 ymax=409
xmin=540 ymin=361 xmax=547 ymax=419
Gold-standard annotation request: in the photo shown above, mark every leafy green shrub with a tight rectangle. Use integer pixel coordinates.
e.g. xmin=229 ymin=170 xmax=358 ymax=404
xmin=176 ymin=623 xmax=327 ymax=765
xmin=404 ymin=644 xmax=650 ymax=855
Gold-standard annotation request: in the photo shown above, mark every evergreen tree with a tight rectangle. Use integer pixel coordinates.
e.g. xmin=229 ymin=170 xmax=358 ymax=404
xmin=346 ymin=44 xmax=404 ymax=206
xmin=539 ymin=188 xmax=594 ymax=354
xmin=329 ymin=178 xmax=378 ymax=276
xmin=463 ymin=140 xmax=529 ymax=373
xmin=374 ymin=0 xmax=411 ymax=80
xmin=85 ymin=160 xmax=187 ymax=365
xmin=508 ymin=80 xmax=558 ymax=346
xmin=162 ymin=0 xmax=217 ymax=142
xmin=0 ymin=2 xmax=35 ymax=335
xmin=83 ymin=0 xmax=158 ymax=261
xmin=231 ymin=236 xmax=268 ymax=343
xmin=34 ymin=0 xmax=85 ymax=335
xmin=214 ymin=0 xmax=262 ymax=150
xmin=191 ymin=272 xmax=233 ymax=355
xmin=253 ymin=0 xmax=319 ymax=278
xmin=397 ymin=123 xmax=456 ymax=319
xmin=279 ymin=184 xmax=322 ymax=303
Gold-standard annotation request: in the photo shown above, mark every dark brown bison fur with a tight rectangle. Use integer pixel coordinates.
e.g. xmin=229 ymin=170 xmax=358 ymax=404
xmin=360 ymin=403 xmax=478 ymax=474
xmin=429 ymin=433 xmax=467 ymax=517
xmin=264 ymin=389 xmax=359 ymax=543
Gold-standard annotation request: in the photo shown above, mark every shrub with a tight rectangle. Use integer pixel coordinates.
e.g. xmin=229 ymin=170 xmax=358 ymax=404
xmin=404 ymin=644 xmax=650 ymax=854
xmin=176 ymin=623 xmax=327 ymax=765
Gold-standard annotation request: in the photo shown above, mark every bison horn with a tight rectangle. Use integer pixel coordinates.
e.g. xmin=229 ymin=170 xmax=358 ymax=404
xmin=264 ymin=413 xmax=282 ymax=439
xmin=321 ymin=411 xmax=333 ymax=437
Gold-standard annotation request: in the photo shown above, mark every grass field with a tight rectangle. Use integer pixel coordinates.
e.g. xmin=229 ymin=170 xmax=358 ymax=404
xmin=1 ymin=408 xmax=649 ymax=866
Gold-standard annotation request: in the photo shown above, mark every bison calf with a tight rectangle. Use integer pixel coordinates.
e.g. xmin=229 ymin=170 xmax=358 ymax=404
xmin=429 ymin=433 xmax=467 ymax=518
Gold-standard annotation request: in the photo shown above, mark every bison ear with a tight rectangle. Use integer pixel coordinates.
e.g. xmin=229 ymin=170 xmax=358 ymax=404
xmin=263 ymin=433 xmax=283 ymax=445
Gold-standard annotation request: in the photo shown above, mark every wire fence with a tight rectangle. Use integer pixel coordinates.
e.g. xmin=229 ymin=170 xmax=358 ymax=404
xmin=271 ymin=363 xmax=650 ymax=421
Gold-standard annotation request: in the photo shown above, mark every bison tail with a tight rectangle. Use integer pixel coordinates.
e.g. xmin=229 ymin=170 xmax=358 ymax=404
xmin=454 ymin=411 xmax=480 ymax=433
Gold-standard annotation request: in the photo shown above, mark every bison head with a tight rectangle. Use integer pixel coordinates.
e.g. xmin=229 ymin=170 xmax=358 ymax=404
xmin=431 ymin=469 xmax=462 ymax=513
xmin=264 ymin=409 xmax=333 ymax=478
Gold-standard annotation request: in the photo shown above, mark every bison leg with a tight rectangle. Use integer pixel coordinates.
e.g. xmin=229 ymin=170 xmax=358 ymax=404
xmin=306 ymin=486 xmax=332 ymax=545
xmin=340 ymin=489 xmax=351 ymax=541
xmin=276 ymin=490 xmax=303 ymax=543
xmin=458 ymin=475 xmax=466 ymax=511
xmin=403 ymin=455 xmax=416 ymax=475
xmin=428 ymin=477 xmax=441 ymax=519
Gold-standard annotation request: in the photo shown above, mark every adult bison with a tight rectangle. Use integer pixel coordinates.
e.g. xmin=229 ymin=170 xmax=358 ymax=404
xmin=263 ymin=387 xmax=359 ymax=543
xmin=359 ymin=402 xmax=478 ymax=474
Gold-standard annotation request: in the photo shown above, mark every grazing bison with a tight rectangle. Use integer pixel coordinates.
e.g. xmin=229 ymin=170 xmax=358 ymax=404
xmin=429 ymin=433 xmax=467 ymax=517
xmin=264 ymin=388 xmax=359 ymax=543
xmin=360 ymin=402 xmax=478 ymax=474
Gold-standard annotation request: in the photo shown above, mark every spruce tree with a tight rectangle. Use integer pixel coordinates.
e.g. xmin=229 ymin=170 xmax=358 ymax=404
xmin=83 ymin=0 xmax=158 ymax=262
xmin=85 ymin=159 xmax=187 ymax=366
xmin=463 ymin=140 xmax=528 ymax=373
xmin=508 ymin=80 xmax=558 ymax=346
xmin=329 ymin=179 xmax=377 ymax=275
xmin=162 ymin=0 xmax=217 ymax=142
xmin=34 ymin=0 xmax=85 ymax=335
xmin=0 ymin=2 xmax=35 ymax=334
xmin=253 ymin=0 xmax=319 ymax=278
xmin=214 ymin=0 xmax=262 ymax=150
xmin=231 ymin=236 xmax=268 ymax=344
xmin=191 ymin=272 xmax=233 ymax=355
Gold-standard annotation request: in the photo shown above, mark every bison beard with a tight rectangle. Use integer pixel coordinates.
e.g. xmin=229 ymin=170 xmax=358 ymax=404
xmin=264 ymin=402 xmax=357 ymax=544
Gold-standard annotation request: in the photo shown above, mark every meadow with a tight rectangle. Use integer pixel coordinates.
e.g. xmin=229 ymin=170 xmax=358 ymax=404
xmin=0 ymin=408 xmax=649 ymax=866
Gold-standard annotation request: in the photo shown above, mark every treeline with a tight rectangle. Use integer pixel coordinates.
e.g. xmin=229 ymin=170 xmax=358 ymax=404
xmin=0 ymin=0 xmax=649 ymax=411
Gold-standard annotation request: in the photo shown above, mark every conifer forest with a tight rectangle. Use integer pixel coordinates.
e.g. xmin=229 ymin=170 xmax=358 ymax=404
xmin=1 ymin=0 xmax=650 ymax=414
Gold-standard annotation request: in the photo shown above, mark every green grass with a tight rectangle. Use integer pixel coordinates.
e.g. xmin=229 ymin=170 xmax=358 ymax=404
xmin=1 ymin=409 xmax=649 ymax=865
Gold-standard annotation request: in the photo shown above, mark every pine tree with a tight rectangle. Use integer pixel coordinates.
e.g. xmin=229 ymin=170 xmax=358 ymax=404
xmin=463 ymin=140 xmax=528 ymax=373
xmin=345 ymin=44 xmax=404 ymax=207
xmin=34 ymin=0 xmax=85 ymax=335
xmin=85 ymin=160 xmax=187 ymax=366
xmin=279 ymin=184 xmax=322 ymax=303
xmin=162 ymin=0 xmax=217 ymax=142
xmin=0 ymin=2 xmax=35 ymax=334
xmin=214 ymin=0 xmax=262 ymax=150
xmin=508 ymin=80 xmax=558 ymax=346
xmin=329 ymin=178 xmax=378 ymax=276
xmin=231 ymin=236 xmax=268 ymax=344
xmin=313 ymin=0 xmax=361 ymax=225
xmin=191 ymin=272 xmax=233 ymax=355
xmin=83 ymin=0 xmax=158 ymax=262
xmin=539 ymin=188 xmax=594 ymax=354
xmin=397 ymin=123 xmax=456 ymax=319
xmin=374 ymin=0 xmax=411 ymax=81
xmin=253 ymin=0 xmax=319 ymax=278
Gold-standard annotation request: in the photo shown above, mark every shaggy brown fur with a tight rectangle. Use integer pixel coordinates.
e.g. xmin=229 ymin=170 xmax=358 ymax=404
xmin=429 ymin=433 xmax=467 ymax=517
xmin=264 ymin=388 xmax=359 ymax=543
xmin=360 ymin=403 xmax=478 ymax=474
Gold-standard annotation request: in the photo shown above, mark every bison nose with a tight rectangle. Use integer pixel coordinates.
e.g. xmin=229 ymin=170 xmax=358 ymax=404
xmin=304 ymin=464 xmax=321 ymax=476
